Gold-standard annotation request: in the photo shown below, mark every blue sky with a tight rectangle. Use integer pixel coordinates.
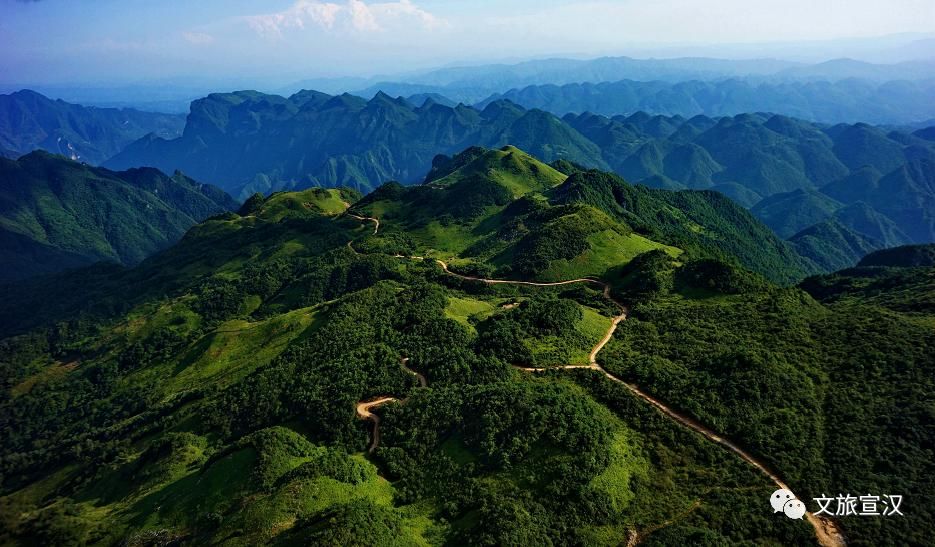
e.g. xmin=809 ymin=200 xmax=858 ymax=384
xmin=1 ymin=0 xmax=934 ymax=86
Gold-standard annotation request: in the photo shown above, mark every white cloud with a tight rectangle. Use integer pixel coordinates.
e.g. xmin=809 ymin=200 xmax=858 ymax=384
xmin=368 ymin=0 xmax=444 ymax=30
xmin=245 ymin=1 xmax=342 ymax=36
xmin=245 ymin=0 xmax=444 ymax=37
xmin=347 ymin=0 xmax=379 ymax=31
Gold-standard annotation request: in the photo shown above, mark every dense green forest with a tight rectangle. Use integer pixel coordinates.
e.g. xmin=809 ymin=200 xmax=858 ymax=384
xmin=0 ymin=146 xmax=932 ymax=546
xmin=0 ymin=151 xmax=237 ymax=281
xmin=606 ymin=253 xmax=934 ymax=546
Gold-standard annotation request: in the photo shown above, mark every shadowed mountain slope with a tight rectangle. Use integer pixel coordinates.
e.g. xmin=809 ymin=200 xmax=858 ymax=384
xmin=0 ymin=151 xmax=236 ymax=281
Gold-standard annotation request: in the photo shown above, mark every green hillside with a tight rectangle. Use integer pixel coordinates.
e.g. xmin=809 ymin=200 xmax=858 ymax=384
xmin=800 ymin=259 xmax=935 ymax=318
xmin=348 ymin=146 xmax=681 ymax=283
xmin=243 ymin=187 xmax=362 ymax=222
xmin=0 ymin=145 xmax=931 ymax=546
xmin=857 ymin=243 xmax=935 ymax=268
xmin=780 ymin=200 xmax=914 ymax=273
xmin=547 ymin=169 xmax=814 ymax=283
xmin=605 ymin=256 xmax=935 ymax=545
xmin=830 ymin=201 xmax=911 ymax=248
xmin=789 ymin=220 xmax=882 ymax=272
xmin=351 ymin=147 xmax=812 ymax=284
xmin=751 ymin=188 xmax=843 ymax=238
xmin=428 ymin=145 xmax=567 ymax=197
xmin=0 ymin=151 xmax=237 ymax=282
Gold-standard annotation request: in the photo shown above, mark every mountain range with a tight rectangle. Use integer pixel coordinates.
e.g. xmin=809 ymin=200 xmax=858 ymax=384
xmin=0 ymin=90 xmax=185 ymax=164
xmin=561 ymin=111 xmax=935 ymax=267
xmin=474 ymin=78 xmax=935 ymax=124
xmin=0 ymin=151 xmax=236 ymax=282
xmin=0 ymin=146 xmax=931 ymax=546
xmin=343 ymin=55 xmax=935 ymax=104
xmin=102 ymin=89 xmax=935 ymax=271
xmin=2 ymin=88 xmax=932 ymax=276
xmin=104 ymin=90 xmax=610 ymax=200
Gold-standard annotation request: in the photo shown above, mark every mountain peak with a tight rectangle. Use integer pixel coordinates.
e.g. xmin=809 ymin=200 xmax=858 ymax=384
xmin=321 ymin=93 xmax=368 ymax=111
xmin=425 ymin=145 xmax=567 ymax=198
xmin=481 ymin=99 xmax=524 ymax=118
xmin=10 ymin=89 xmax=48 ymax=101
xmin=289 ymin=89 xmax=331 ymax=108
xmin=369 ymin=90 xmax=412 ymax=109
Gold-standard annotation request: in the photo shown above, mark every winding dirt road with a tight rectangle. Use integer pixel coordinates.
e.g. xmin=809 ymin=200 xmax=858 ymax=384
xmin=402 ymin=357 xmax=428 ymax=388
xmin=347 ymin=216 xmax=845 ymax=546
xmin=355 ymin=358 xmax=426 ymax=453
xmin=346 ymin=213 xmax=380 ymax=235
xmin=407 ymin=256 xmax=844 ymax=546
xmin=356 ymin=397 xmax=397 ymax=453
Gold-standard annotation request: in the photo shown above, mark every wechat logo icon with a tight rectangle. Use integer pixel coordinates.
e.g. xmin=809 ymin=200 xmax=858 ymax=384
xmin=771 ymin=489 xmax=806 ymax=519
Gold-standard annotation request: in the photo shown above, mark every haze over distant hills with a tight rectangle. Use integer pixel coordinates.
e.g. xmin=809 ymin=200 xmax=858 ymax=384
xmin=336 ymin=56 xmax=935 ymax=92
xmin=334 ymin=55 xmax=935 ymax=104
xmin=105 ymin=90 xmax=611 ymax=200
xmin=475 ymin=78 xmax=935 ymax=124
xmin=7 ymin=50 xmax=933 ymax=117
xmin=0 ymin=90 xmax=185 ymax=163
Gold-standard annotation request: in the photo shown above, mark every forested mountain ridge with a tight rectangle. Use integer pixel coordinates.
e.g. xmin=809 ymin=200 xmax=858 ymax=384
xmin=0 ymin=146 xmax=930 ymax=545
xmin=788 ymin=219 xmax=883 ymax=272
xmin=0 ymin=151 xmax=237 ymax=282
xmin=800 ymin=243 xmax=935 ymax=316
xmin=857 ymin=243 xmax=935 ymax=267
xmin=0 ymin=90 xmax=185 ymax=165
xmin=475 ymin=78 xmax=935 ymax=124
xmin=349 ymin=146 xmax=811 ymax=283
xmin=562 ymin=111 xmax=935 ymax=205
xmin=561 ymin=111 xmax=935 ymax=258
xmin=0 ymin=145 xmax=810 ymax=339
